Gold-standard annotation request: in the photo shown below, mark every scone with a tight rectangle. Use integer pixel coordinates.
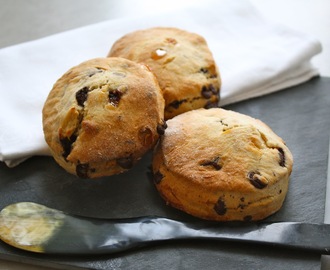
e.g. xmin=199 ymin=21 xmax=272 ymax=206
xmin=152 ymin=108 xmax=293 ymax=221
xmin=108 ymin=27 xmax=221 ymax=119
xmin=43 ymin=57 xmax=165 ymax=178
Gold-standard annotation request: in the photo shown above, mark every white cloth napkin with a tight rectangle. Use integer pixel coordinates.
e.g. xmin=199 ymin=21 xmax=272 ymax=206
xmin=0 ymin=0 xmax=322 ymax=167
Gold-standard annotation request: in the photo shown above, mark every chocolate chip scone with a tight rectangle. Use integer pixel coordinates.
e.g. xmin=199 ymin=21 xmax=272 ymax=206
xmin=108 ymin=27 xmax=221 ymax=120
xmin=152 ymin=108 xmax=293 ymax=221
xmin=43 ymin=57 xmax=165 ymax=178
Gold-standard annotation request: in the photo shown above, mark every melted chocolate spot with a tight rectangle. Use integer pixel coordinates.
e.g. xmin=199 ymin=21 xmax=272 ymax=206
xmin=200 ymin=67 xmax=209 ymax=74
xmin=109 ymin=89 xmax=123 ymax=106
xmin=76 ymin=87 xmax=89 ymax=107
xmin=157 ymin=120 xmax=168 ymax=135
xmin=201 ymin=157 xmax=222 ymax=170
xmin=278 ymin=148 xmax=286 ymax=167
xmin=76 ymin=163 xmax=89 ymax=178
xmin=201 ymin=86 xmax=213 ymax=99
xmin=209 ymin=84 xmax=218 ymax=95
xmin=214 ymin=197 xmax=227 ymax=215
xmin=247 ymin=171 xmax=268 ymax=189
xmin=204 ymin=100 xmax=219 ymax=109
xmin=199 ymin=68 xmax=218 ymax=79
xmin=201 ymin=85 xmax=218 ymax=99
xmin=60 ymin=134 xmax=77 ymax=159
xmin=116 ymin=156 xmax=133 ymax=169
xmin=168 ymin=99 xmax=187 ymax=109
xmin=238 ymin=204 xmax=245 ymax=210
xmin=244 ymin=215 xmax=252 ymax=222
xmin=60 ymin=137 xmax=71 ymax=159
xmin=154 ymin=171 xmax=164 ymax=184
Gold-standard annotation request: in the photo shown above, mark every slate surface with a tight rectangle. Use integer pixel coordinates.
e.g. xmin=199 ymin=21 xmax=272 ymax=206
xmin=0 ymin=77 xmax=329 ymax=270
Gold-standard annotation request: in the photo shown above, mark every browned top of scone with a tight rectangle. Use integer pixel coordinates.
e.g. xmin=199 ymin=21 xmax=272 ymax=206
xmin=108 ymin=27 xmax=221 ymax=119
xmin=157 ymin=108 xmax=293 ymax=192
xmin=43 ymin=57 xmax=165 ymax=176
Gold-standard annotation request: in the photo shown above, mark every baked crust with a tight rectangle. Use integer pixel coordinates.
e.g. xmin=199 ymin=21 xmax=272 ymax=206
xmin=152 ymin=108 xmax=293 ymax=221
xmin=108 ymin=27 xmax=221 ymax=119
xmin=43 ymin=57 xmax=165 ymax=178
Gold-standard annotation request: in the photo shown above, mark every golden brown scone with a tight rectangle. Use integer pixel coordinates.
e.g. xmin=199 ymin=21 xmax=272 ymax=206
xmin=43 ymin=57 xmax=165 ymax=178
xmin=152 ymin=108 xmax=293 ymax=221
xmin=108 ymin=27 xmax=221 ymax=119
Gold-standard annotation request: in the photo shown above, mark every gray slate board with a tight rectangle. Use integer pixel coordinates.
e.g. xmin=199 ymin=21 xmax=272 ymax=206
xmin=0 ymin=77 xmax=329 ymax=269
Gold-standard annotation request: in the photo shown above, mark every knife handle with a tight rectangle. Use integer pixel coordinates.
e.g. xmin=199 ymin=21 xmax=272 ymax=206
xmin=133 ymin=218 xmax=330 ymax=254
xmin=1 ymin=202 xmax=329 ymax=255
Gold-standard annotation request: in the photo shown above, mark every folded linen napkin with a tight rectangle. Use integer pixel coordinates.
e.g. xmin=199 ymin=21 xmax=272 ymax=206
xmin=0 ymin=0 xmax=321 ymax=167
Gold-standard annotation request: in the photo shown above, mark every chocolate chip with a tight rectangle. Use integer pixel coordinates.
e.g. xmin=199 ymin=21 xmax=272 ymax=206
xmin=204 ymin=100 xmax=219 ymax=109
xmin=60 ymin=137 xmax=71 ymax=159
xmin=247 ymin=171 xmax=268 ymax=189
xmin=199 ymin=68 xmax=218 ymax=79
xmin=214 ymin=197 xmax=227 ymax=215
xmin=200 ymin=157 xmax=222 ymax=170
xmin=109 ymin=89 xmax=123 ymax=106
xmin=243 ymin=215 xmax=252 ymax=222
xmin=219 ymin=119 xmax=228 ymax=127
xmin=76 ymin=163 xmax=89 ymax=178
xmin=238 ymin=204 xmax=245 ymax=210
xmin=157 ymin=120 xmax=167 ymax=135
xmin=60 ymin=134 xmax=77 ymax=159
xmin=201 ymin=86 xmax=213 ymax=99
xmin=210 ymin=85 xmax=218 ymax=94
xmin=116 ymin=156 xmax=133 ymax=169
xmin=168 ymin=99 xmax=187 ymax=109
xmin=154 ymin=171 xmax=164 ymax=184
xmin=201 ymin=85 xmax=218 ymax=99
xmin=278 ymin=148 xmax=286 ymax=167
xmin=200 ymin=67 xmax=209 ymax=74
xmin=76 ymin=87 xmax=89 ymax=107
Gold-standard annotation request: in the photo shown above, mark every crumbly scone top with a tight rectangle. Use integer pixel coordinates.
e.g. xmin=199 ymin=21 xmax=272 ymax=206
xmin=108 ymin=27 xmax=221 ymax=118
xmin=159 ymin=108 xmax=293 ymax=192
xmin=42 ymin=57 xmax=165 ymax=177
